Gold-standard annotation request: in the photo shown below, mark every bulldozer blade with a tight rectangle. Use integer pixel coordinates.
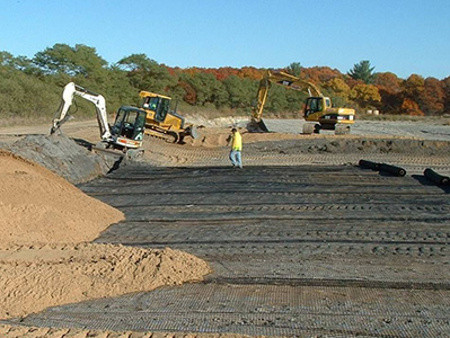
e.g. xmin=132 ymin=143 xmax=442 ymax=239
xmin=247 ymin=119 xmax=270 ymax=133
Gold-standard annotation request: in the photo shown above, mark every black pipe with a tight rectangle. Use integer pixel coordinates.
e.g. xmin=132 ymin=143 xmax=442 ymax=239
xmin=379 ymin=163 xmax=406 ymax=177
xmin=424 ymin=168 xmax=450 ymax=186
xmin=359 ymin=159 xmax=380 ymax=170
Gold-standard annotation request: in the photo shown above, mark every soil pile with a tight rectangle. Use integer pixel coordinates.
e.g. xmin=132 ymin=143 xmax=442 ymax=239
xmin=0 ymin=150 xmax=124 ymax=247
xmin=187 ymin=128 xmax=301 ymax=148
xmin=0 ymin=244 xmax=210 ymax=319
xmin=0 ymin=151 xmax=211 ymax=321
xmin=6 ymin=134 xmax=118 ymax=184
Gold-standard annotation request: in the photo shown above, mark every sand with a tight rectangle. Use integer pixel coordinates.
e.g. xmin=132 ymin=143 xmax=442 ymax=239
xmin=0 ymin=324 xmax=254 ymax=338
xmin=0 ymin=150 xmax=211 ymax=322
xmin=0 ymin=150 xmax=124 ymax=247
xmin=0 ymin=243 xmax=210 ymax=319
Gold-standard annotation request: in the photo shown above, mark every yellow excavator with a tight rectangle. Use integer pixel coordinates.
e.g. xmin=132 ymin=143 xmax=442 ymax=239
xmin=250 ymin=70 xmax=355 ymax=134
xmin=139 ymin=91 xmax=197 ymax=143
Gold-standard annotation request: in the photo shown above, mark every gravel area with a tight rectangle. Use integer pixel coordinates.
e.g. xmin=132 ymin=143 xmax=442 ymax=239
xmin=262 ymin=118 xmax=450 ymax=141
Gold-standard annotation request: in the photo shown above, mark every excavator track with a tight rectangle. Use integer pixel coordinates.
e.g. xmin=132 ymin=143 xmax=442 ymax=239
xmin=145 ymin=128 xmax=179 ymax=143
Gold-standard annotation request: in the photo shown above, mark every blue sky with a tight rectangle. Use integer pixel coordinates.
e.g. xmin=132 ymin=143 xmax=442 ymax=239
xmin=0 ymin=0 xmax=449 ymax=79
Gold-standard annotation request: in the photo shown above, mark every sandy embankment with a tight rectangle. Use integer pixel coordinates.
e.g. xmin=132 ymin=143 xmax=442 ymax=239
xmin=0 ymin=150 xmax=210 ymax=320
xmin=0 ymin=150 xmax=124 ymax=245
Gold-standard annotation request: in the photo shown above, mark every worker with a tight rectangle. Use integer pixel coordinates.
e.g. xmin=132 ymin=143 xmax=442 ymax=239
xmin=228 ymin=127 xmax=243 ymax=169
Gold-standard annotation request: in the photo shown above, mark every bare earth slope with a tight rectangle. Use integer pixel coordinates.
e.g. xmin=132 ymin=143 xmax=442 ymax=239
xmin=0 ymin=150 xmax=124 ymax=246
xmin=0 ymin=150 xmax=210 ymax=321
xmin=0 ymin=244 xmax=209 ymax=319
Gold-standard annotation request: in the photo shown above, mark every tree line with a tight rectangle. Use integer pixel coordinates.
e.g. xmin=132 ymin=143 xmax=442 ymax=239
xmin=1 ymin=44 xmax=449 ymax=121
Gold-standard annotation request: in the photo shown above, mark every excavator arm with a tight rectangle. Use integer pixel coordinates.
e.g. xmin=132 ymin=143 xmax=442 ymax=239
xmin=250 ymin=70 xmax=323 ymax=131
xmin=253 ymin=70 xmax=323 ymax=121
xmin=51 ymin=82 xmax=112 ymax=141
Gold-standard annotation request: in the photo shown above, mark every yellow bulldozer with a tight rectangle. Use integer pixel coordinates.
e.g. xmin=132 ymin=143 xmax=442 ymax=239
xmin=139 ymin=91 xmax=197 ymax=143
xmin=250 ymin=70 xmax=355 ymax=134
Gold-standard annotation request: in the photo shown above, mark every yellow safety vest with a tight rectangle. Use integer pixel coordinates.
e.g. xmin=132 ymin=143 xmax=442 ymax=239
xmin=231 ymin=132 xmax=242 ymax=151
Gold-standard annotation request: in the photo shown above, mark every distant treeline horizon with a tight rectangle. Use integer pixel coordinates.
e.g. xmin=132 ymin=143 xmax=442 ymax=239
xmin=1 ymin=44 xmax=449 ymax=120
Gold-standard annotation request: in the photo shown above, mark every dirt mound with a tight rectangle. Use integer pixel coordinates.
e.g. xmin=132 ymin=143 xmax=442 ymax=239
xmin=189 ymin=129 xmax=231 ymax=148
xmin=0 ymin=150 xmax=124 ymax=247
xmin=0 ymin=150 xmax=211 ymax=321
xmin=6 ymin=134 xmax=118 ymax=184
xmin=187 ymin=128 xmax=302 ymax=148
xmin=0 ymin=243 xmax=210 ymax=319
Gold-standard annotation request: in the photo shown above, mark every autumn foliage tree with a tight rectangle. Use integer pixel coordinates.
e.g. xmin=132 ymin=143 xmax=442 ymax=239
xmin=443 ymin=77 xmax=450 ymax=114
xmin=400 ymin=98 xmax=424 ymax=116
xmin=350 ymin=84 xmax=381 ymax=108
xmin=324 ymin=78 xmax=351 ymax=100
xmin=374 ymin=72 xmax=402 ymax=114
xmin=421 ymin=77 xmax=445 ymax=115
xmin=0 ymin=45 xmax=449 ymax=119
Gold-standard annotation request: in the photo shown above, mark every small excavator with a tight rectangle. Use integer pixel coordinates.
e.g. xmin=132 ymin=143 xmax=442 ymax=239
xmin=51 ymin=82 xmax=147 ymax=151
xmin=250 ymin=70 xmax=355 ymax=134
xmin=139 ymin=91 xmax=197 ymax=143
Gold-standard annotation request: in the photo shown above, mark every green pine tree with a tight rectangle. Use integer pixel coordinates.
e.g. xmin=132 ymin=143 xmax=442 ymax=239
xmin=348 ymin=60 xmax=375 ymax=84
xmin=286 ymin=62 xmax=302 ymax=77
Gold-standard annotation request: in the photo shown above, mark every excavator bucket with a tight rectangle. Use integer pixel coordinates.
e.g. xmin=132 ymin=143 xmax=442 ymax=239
xmin=50 ymin=114 xmax=74 ymax=135
xmin=247 ymin=119 xmax=270 ymax=133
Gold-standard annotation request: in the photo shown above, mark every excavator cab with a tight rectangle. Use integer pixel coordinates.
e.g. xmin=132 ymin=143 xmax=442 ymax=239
xmin=110 ymin=107 xmax=147 ymax=148
xmin=142 ymin=94 xmax=171 ymax=123
xmin=304 ymin=97 xmax=331 ymax=118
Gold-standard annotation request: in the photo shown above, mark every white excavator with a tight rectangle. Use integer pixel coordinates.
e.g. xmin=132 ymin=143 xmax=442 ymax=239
xmin=51 ymin=82 xmax=147 ymax=151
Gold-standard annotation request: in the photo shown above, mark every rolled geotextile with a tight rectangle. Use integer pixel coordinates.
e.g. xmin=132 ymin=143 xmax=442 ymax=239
xmin=359 ymin=159 xmax=381 ymax=170
xmin=424 ymin=168 xmax=450 ymax=186
xmin=379 ymin=163 xmax=406 ymax=177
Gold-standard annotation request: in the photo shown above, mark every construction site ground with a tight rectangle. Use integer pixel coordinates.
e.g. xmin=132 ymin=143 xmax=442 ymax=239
xmin=1 ymin=117 xmax=449 ymax=337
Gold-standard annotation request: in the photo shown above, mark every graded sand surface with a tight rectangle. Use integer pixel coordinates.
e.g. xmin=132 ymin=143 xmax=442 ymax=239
xmin=0 ymin=325 xmax=251 ymax=338
xmin=0 ymin=244 xmax=210 ymax=319
xmin=0 ymin=150 xmax=211 ymax=322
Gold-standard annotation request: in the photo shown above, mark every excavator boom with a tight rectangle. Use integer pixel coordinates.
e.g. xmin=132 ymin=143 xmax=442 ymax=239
xmin=251 ymin=70 xmax=324 ymax=132
xmin=51 ymin=82 xmax=112 ymax=141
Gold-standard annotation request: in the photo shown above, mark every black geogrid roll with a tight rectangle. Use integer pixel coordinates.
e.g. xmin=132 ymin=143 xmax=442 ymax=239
xmin=424 ymin=168 xmax=450 ymax=186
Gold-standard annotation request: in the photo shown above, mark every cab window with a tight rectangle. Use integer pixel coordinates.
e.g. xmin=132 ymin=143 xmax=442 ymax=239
xmin=143 ymin=97 xmax=159 ymax=111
